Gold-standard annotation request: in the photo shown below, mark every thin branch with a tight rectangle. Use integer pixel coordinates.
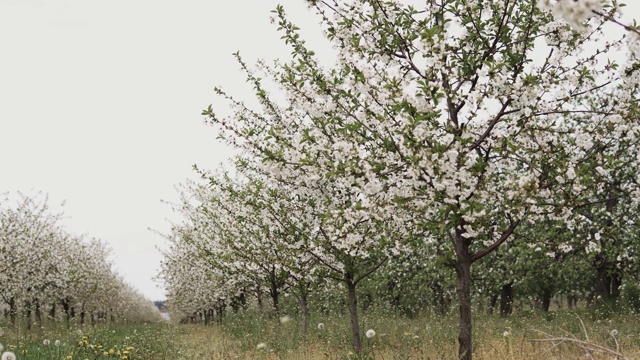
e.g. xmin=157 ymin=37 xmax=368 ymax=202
xmin=592 ymin=10 xmax=640 ymax=36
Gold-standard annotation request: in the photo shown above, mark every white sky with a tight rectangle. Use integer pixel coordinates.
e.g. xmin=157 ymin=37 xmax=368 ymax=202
xmin=0 ymin=0 xmax=326 ymax=301
xmin=0 ymin=1 xmax=638 ymax=301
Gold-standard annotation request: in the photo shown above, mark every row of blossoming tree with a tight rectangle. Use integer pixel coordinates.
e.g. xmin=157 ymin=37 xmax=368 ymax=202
xmin=0 ymin=192 xmax=162 ymax=329
xmin=161 ymin=0 xmax=640 ymax=358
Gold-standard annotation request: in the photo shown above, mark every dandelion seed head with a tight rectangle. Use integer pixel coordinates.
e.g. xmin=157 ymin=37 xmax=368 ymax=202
xmin=317 ymin=322 xmax=325 ymax=330
xmin=256 ymin=342 xmax=267 ymax=350
xmin=1 ymin=352 xmax=16 ymax=360
xmin=279 ymin=315 xmax=291 ymax=324
xmin=366 ymin=329 xmax=376 ymax=338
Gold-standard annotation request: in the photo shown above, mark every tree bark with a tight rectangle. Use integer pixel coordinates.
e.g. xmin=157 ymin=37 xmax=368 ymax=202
xmin=455 ymin=231 xmax=473 ymax=360
xmin=34 ymin=298 xmax=42 ymax=326
xmin=499 ymin=283 xmax=513 ymax=316
xmin=300 ymin=292 xmax=309 ymax=337
xmin=9 ymin=297 xmax=16 ymax=326
xmin=541 ymin=288 xmax=552 ymax=312
xmin=62 ymin=298 xmax=71 ymax=328
xmin=269 ymin=279 xmax=280 ymax=318
xmin=25 ymin=299 xmax=32 ymax=330
xmin=346 ymin=274 xmax=362 ymax=355
xmin=256 ymin=286 xmax=264 ymax=316
xmin=487 ymin=293 xmax=498 ymax=315
xmin=49 ymin=302 xmax=56 ymax=324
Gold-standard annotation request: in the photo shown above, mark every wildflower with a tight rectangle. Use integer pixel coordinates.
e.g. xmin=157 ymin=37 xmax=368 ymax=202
xmin=503 ymin=331 xmax=510 ymax=337
xmin=1 ymin=352 xmax=16 ymax=360
xmin=256 ymin=343 xmax=266 ymax=350
xmin=43 ymin=339 xmax=50 ymax=346
xmin=610 ymin=329 xmax=619 ymax=337
xmin=279 ymin=315 xmax=291 ymax=324
xmin=55 ymin=340 xmax=61 ymax=346
xmin=317 ymin=323 xmax=325 ymax=330
xmin=366 ymin=329 xmax=376 ymax=338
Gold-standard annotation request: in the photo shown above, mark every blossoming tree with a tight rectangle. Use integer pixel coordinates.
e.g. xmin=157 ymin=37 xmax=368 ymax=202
xmin=197 ymin=0 xmax=640 ymax=358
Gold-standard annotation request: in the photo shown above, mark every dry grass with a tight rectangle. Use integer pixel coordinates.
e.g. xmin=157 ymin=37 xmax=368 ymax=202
xmin=175 ymin=310 xmax=640 ymax=359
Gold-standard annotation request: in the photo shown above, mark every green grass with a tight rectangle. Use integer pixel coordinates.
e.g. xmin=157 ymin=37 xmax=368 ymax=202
xmin=175 ymin=307 xmax=640 ymax=359
xmin=0 ymin=322 xmax=182 ymax=360
xmin=1 ymin=308 xmax=639 ymax=359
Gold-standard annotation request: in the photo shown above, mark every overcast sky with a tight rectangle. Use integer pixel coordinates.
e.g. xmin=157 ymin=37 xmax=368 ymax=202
xmin=0 ymin=0 xmax=329 ymax=301
xmin=1 ymin=1 xmax=638 ymax=301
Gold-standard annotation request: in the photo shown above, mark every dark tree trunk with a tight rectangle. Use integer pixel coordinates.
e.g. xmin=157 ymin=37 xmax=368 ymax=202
xmin=454 ymin=231 xmax=473 ymax=360
xmin=256 ymin=286 xmax=264 ymax=316
xmin=594 ymin=255 xmax=610 ymax=304
xmin=25 ymin=299 xmax=32 ymax=330
xmin=487 ymin=293 xmax=498 ymax=315
xmin=9 ymin=297 xmax=16 ymax=326
xmin=541 ymin=288 xmax=552 ymax=312
xmin=62 ymin=299 xmax=71 ymax=328
xmin=34 ymin=298 xmax=42 ymax=326
xmin=432 ymin=281 xmax=451 ymax=316
xmin=300 ymin=293 xmax=309 ymax=337
xmin=269 ymin=279 xmax=280 ymax=318
xmin=611 ymin=271 xmax=622 ymax=299
xmin=215 ymin=304 xmax=224 ymax=325
xmin=49 ymin=302 xmax=56 ymax=323
xmin=500 ymin=283 xmax=513 ymax=317
xmin=80 ymin=304 xmax=86 ymax=325
xmin=346 ymin=275 xmax=362 ymax=355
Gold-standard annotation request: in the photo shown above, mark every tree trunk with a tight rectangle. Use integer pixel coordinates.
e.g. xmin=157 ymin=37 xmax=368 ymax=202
xmin=80 ymin=303 xmax=86 ymax=325
xmin=500 ymin=283 xmax=513 ymax=317
xmin=567 ymin=293 xmax=577 ymax=309
xmin=455 ymin=231 xmax=473 ymax=360
xmin=432 ymin=281 xmax=451 ymax=316
xmin=9 ymin=297 xmax=16 ymax=326
xmin=611 ymin=271 xmax=622 ymax=299
xmin=346 ymin=275 xmax=362 ymax=355
xmin=62 ymin=299 xmax=71 ymax=328
xmin=487 ymin=293 xmax=498 ymax=315
xmin=257 ymin=286 xmax=264 ymax=316
xmin=34 ymin=298 xmax=42 ymax=326
xmin=270 ymin=279 xmax=280 ymax=318
xmin=300 ymin=291 xmax=309 ymax=337
xmin=50 ymin=302 xmax=56 ymax=324
xmin=25 ymin=299 xmax=32 ymax=330
xmin=541 ymin=288 xmax=552 ymax=312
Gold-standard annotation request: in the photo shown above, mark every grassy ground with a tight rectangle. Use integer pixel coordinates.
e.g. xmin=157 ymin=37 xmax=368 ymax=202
xmin=0 ymin=322 xmax=182 ymax=359
xmin=1 ymin=308 xmax=639 ymax=359
xmin=176 ymin=308 xmax=640 ymax=359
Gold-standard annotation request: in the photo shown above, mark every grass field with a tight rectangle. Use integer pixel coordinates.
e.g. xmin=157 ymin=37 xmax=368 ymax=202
xmin=175 ymin=308 xmax=640 ymax=359
xmin=0 ymin=322 xmax=182 ymax=359
xmin=1 ymin=308 xmax=639 ymax=359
